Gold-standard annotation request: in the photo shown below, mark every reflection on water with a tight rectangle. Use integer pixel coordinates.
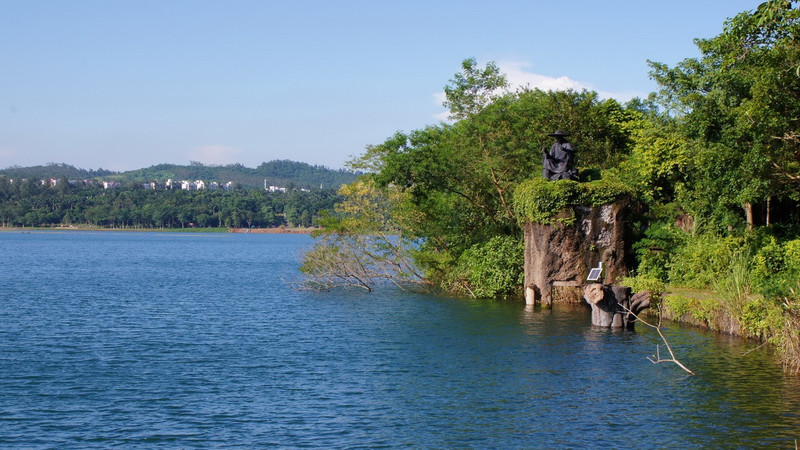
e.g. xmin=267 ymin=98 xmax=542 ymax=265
xmin=0 ymin=231 xmax=798 ymax=447
xmin=518 ymin=302 xmax=800 ymax=447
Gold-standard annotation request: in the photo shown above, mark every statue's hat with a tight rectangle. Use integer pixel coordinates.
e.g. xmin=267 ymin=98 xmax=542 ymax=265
xmin=548 ymin=130 xmax=571 ymax=137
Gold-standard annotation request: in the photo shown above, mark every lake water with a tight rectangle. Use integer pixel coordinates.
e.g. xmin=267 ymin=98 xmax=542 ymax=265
xmin=0 ymin=231 xmax=798 ymax=448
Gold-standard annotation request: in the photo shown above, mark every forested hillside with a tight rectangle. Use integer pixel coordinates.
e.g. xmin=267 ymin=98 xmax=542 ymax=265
xmin=0 ymin=179 xmax=339 ymax=229
xmin=0 ymin=163 xmax=116 ymax=180
xmin=0 ymin=159 xmax=353 ymax=228
xmin=116 ymin=160 xmax=358 ymax=189
xmin=0 ymin=159 xmax=359 ymax=190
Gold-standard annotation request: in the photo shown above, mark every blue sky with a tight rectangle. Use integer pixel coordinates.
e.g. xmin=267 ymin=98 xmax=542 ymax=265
xmin=1 ymin=0 xmax=760 ymax=171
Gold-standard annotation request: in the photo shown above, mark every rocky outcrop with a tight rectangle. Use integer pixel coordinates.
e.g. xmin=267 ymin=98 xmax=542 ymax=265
xmin=523 ymin=202 xmax=629 ymax=306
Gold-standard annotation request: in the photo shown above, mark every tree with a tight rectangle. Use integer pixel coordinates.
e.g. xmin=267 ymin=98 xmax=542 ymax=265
xmin=649 ymin=0 xmax=800 ymax=229
xmin=341 ymin=62 xmax=637 ymax=294
xmin=300 ymin=179 xmax=430 ymax=291
xmin=443 ymin=58 xmax=508 ymax=121
xmin=618 ymin=111 xmax=693 ymax=206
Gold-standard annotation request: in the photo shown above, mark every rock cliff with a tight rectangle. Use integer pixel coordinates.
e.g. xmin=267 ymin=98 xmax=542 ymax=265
xmin=522 ymin=202 xmax=629 ymax=306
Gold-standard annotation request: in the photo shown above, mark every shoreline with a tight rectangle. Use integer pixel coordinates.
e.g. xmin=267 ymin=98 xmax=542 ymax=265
xmin=0 ymin=226 xmax=318 ymax=234
xmin=227 ymin=227 xmax=317 ymax=234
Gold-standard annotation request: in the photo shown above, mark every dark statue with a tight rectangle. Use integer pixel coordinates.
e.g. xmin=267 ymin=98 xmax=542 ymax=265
xmin=542 ymin=130 xmax=577 ymax=181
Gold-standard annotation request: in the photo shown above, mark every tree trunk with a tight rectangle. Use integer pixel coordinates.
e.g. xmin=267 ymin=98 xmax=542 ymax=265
xmin=744 ymin=202 xmax=754 ymax=230
xmin=766 ymin=197 xmax=771 ymax=226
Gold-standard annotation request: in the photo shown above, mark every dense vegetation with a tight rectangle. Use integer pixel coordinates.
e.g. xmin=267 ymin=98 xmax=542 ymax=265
xmin=301 ymin=1 xmax=800 ymax=371
xmin=0 ymin=179 xmax=341 ymax=229
xmin=0 ymin=160 xmax=356 ymax=229
xmin=0 ymin=160 xmax=359 ymax=190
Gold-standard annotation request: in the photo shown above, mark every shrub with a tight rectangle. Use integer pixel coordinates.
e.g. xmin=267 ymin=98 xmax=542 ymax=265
xmin=753 ymin=238 xmax=800 ymax=299
xmin=711 ymin=248 xmax=754 ymax=318
xmin=513 ymin=178 xmax=580 ymax=225
xmin=622 ymin=275 xmax=666 ymax=300
xmin=781 ymin=283 xmax=800 ymax=374
xmin=578 ymin=178 xmax=635 ymax=206
xmin=739 ymin=298 xmax=785 ymax=343
xmin=669 ymin=234 xmax=743 ymax=288
xmin=663 ymin=294 xmax=692 ymax=318
xmin=632 ymin=222 xmax=687 ymax=282
xmin=692 ymin=297 xmax=722 ymax=324
xmin=450 ymin=235 xmax=524 ymax=299
xmin=663 ymin=294 xmax=722 ymax=324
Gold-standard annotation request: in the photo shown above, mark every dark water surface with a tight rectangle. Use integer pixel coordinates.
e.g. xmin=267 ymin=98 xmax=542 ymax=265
xmin=1 ymin=231 xmax=798 ymax=448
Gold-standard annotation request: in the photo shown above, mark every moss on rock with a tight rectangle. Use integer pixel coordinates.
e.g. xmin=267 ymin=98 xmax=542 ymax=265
xmin=513 ymin=177 xmax=633 ymax=225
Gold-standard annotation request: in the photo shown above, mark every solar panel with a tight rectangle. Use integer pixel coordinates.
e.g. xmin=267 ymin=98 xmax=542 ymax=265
xmin=586 ymin=268 xmax=602 ymax=281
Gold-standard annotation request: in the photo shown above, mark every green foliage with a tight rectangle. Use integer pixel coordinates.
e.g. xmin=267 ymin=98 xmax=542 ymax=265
xmin=663 ymin=294 xmax=692 ymax=319
xmin=341 ymin=81 xmax=638 ymax=296
xmin=753 ymin=238 xmax=800 ymax=298
xmin=618 ymin=115 xmax=694 ymax=204
xmin=326 ymin=60 xmax=638 ymax=297
xmin=663 ymin=294 xmax=722 ymax=324
xmin=0 ymin=163 xmax=115 ymax=179
xmin=301 ymin=179 xmax=429 ymax=291
xmin=0 ymin=178 xmax=340 ymax=229
xmin=781 ymin=284 xmax=800 ymax=373
xmin=512 ymin=178 xmax=580 ymax=225
xmin=450 ymin=235 xmax=524 ymax=299
xmin=740 ymin=298 xmax=786 ymax=342
xmin=669 ymin=235 xmax=743 ymax=288
xmin=632 ymin=222 xmax=687 ymax=282
xmin=578 ymin=177 xmax=636 ymax=205
xmin=621 ymin=275 xmax=666 ymax=304
xmin=693 ymin=297 xmax=723 ymax=324
xmin=634 ymin=225 xmax=800 ymax=370
xmin=711 ymin=249 xmax=757 ymax=325
xmin=443 ymin=58 xmax=508 ymax=120
xmin=648 ymin=1 xmax=800 ymax=227
xmin=702 ymin=239 xmax=800 ymax=370
xmin=512 ymin=176 xmax=633 ymax=225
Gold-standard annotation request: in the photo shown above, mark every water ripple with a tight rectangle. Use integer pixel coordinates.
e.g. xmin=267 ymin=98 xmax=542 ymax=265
xmin=0 ymin=232 xmax=798 ymax=447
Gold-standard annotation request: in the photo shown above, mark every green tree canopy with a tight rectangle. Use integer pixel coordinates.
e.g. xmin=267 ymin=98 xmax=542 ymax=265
xmin=649 ymin=0 xmax=800 ymax=228
xmin=333 ymin=60 xmax=639 ymax=294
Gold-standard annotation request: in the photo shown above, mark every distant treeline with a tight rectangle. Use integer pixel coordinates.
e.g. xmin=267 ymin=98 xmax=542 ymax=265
xmin=0 ymin=163 xmax=116 ymax=180
xmin=0 ymin=160 xmax=360 ymax=190
xmin=0 ymin=177 xmax=341 ymax=228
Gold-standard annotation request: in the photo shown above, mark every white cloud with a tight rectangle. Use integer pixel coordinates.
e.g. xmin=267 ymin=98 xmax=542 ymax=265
xmin=499 ymin=60 xmax=645 ymax=102
xmin=499 ymin=60 xmax=586 ymax=92
xmin=186 ymin=145 xmax=244 ymax=165
xmin=432 ymin=60 xmax=645 ymax=121
xmin=432 ymin=92 xmax=450 ymax=121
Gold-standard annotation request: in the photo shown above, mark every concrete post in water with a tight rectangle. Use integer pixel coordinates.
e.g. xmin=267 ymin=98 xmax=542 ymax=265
xmin=525 ymin=285 xmax=536 ymax=305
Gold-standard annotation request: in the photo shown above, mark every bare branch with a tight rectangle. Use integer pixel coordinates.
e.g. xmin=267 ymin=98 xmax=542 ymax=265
xmin=619 ymin=303 xmax=695 ymax=375
xmin=300 ymin=232 xmax=433 ymax=293
xmin=771 ymin=160 xmax=800 ymax=182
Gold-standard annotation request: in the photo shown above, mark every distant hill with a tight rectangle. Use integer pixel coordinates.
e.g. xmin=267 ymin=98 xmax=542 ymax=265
xmin=0 ymin=163 xmax=117 ymax=180
xmin=0 ymin=160 xmax=360 ymax=190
